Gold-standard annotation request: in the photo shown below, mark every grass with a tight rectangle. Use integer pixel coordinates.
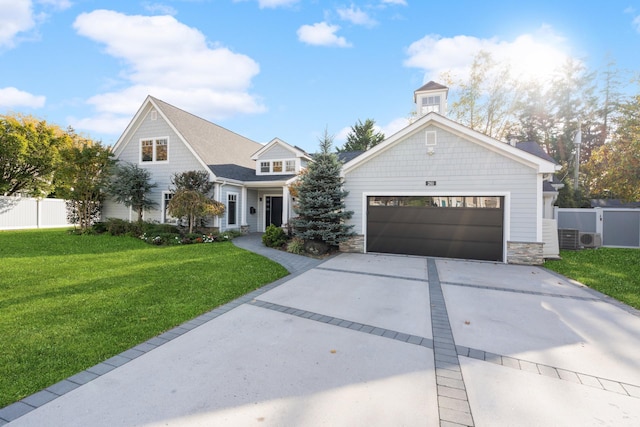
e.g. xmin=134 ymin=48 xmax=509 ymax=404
xmin=544 ymin=248 xmax=640 ymax=310
xmin=0 ymin=229 xmax=288 ymax=408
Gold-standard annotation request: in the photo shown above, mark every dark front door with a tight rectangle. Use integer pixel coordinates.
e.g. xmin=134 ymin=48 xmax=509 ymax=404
xmin=366 ymin=196 xmax=504 ymax=261
xmin=265 ymin=196 xmax=283 ymax=228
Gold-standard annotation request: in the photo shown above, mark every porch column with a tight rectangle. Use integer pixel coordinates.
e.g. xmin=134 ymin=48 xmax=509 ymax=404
xmin=241 ymin=186 xmax=247 ymax=225
xmin=282 ymin=185 xmax=290 ymax=226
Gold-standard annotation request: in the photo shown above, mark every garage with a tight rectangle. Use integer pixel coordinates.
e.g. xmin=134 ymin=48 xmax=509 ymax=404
xmin=366 ymin=196 xmax=504 ymax=261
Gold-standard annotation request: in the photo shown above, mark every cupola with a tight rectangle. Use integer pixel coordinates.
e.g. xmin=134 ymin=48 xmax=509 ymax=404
xmin=414 ymin=81 xmax=448 ymax=117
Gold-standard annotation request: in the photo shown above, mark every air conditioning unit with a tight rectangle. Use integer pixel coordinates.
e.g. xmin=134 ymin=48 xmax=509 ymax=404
xmin=579 ymin=232 xmax=602 ymax=248
xmin=558 ymin=229 xmax=580 ymax=250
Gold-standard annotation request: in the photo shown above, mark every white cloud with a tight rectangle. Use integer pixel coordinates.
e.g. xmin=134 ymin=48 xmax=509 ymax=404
xmin=404 ymin=27 xmax=573 ymax=85
xmin=0 ymin=87 xmax=46 ymax=108
xmin=234 ymin=0 xmax=299 ymax=8
xmin=381 ymin=0 xmax=407 ymax=5
xmin=0 ymin=0 xmax=35 ymax=48
xmin=37 ymin=0 xmax=72 ymax=10
xmin=633 ymin=15 xmax=640 ymax=32
xmin=72 ymin=10 xmax=264 ymax=134
xmin=337 ymin=5 xmax=377 ymax=27
xmin=297 ymin=22 xmax=352 ymax=47
xmin=142 ymin=2 xmax=177 ymax=15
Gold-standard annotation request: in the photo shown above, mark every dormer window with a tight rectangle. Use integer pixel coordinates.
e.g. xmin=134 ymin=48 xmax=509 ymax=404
xmin=257 ymin=159 xmax=297 ymax=175
xmin=285 ymin=160 xmax=295 ymax=173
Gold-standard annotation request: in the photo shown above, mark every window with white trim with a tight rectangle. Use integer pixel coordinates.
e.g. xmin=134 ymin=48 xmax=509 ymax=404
xmin=421 ymin=95 xmax=441 ymax=114
xmin=163 ymin=192 xmax=175 ymax=223
xmin=227 ymin=193 xmax=238 ymax=226
xmin=140 ymin=137 xmax=169 ymax=163
xmin=285 ymin=160 xmax=295 ymax=173
xmin=260 ymin=161 xmax=270 ymax=173
xmin=273 ymin=161 xmax=283 ymax=173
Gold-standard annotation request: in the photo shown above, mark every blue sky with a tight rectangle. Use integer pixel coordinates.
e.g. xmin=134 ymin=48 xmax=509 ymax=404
xmin=1 ymin=0 xmax=640 ymax=153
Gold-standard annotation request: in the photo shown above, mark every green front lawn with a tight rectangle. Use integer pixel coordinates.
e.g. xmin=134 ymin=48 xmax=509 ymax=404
xmin=0 ymin=229 xmax=288 ymax=408
xmin=544 ymin=248 xmax=640 ymax=310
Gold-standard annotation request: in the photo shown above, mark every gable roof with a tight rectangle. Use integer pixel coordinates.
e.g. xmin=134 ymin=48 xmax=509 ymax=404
xmin=112 ymin=96 xmax=261 ymax=172
xmin=415 ymin=81 xmax=448 ymax=92
xmin=151 ymin=97 xmax=261 ymax=169
xmin=515 ymin=141 xmax=556 ymax=164
xmin=251 ymin=137 xmax=313 ymax=161
xmin=342 ymin=112 xmax=560 ymax=175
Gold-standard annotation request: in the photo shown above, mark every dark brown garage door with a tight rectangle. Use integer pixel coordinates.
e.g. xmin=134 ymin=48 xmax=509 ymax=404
xmin=366 ymin=196 xmax=504 ymax=261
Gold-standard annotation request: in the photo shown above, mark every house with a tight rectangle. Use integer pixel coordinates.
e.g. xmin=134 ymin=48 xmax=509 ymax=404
xmin=102 ymin=96 xmax=311 ymax=233
xmin=104 ymin=82 xmax=560 ymax=265
xmin=338 ymin=82 xmax=560 ymax=264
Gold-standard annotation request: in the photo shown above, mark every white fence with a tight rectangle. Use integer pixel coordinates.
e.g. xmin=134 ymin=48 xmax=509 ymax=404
xmin=0 ymin=196 xmax=73 ymax=230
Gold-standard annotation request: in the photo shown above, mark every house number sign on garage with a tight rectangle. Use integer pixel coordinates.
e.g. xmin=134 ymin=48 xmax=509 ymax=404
xmin=425 ymin=181 xmax=437 ymax=186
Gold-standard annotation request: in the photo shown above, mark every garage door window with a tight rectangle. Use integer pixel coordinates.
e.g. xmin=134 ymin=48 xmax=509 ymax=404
xmin=368 ymin=196 xmax=501 ymax=208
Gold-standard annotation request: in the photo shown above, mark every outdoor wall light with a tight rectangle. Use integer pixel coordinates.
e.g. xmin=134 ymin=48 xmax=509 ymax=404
xmin=250 ymin=207 xmax=256 ymax=214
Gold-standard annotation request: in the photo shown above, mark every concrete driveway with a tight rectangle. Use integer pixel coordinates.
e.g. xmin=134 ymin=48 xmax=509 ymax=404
xmin=2 ymin=252 xmax=640 ymax=426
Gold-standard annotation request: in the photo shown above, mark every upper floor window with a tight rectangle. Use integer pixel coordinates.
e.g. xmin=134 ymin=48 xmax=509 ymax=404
xmin=421 ymin=95 xmax=441 ymax=114
xmin=140 ymin=137 xmax=169 ymax=163
xmin=285 ymin=160 xmax=295 ymax=173
xmin=257 ymin=159 xmax=297 ymax=175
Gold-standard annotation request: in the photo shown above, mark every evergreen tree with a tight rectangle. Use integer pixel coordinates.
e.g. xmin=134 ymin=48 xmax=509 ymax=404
xmin=108 ymin=162 xmax=157 ymax=222
xmin=338 ymin=118 xmax=385 ymax=152
xmin=293 ymin=130 xmax=354 ymax=249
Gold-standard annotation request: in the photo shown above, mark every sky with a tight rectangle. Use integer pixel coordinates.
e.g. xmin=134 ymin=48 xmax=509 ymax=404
xmin=1 ymin=0 xmax=640 ymax=153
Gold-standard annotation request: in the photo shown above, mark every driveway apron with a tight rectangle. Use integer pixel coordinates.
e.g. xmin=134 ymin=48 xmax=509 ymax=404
xmin=2 ymin=240 xmax=640 ymax=426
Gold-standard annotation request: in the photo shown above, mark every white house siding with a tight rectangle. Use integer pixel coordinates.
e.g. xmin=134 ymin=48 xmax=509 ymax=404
xmin=259 ymin=144 xmax=295 ymax=160
xmin=106 ymin=108 xmax=208 ymax=223
xmin=343 ymin=125 xmax=539 ymax=243
xmin=219 ymin=183 xmax=244 ymax=231
xmin=246 ymin=190 xmax=259 ymax=232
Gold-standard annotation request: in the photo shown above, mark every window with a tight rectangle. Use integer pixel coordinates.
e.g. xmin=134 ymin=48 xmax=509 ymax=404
xmin=163 ymin=192 xmax=174 ymax=223
xmin=141 ymin=140 xmax=153 ymax=162
xmin=227 ymin=193 xmax=237 ymax=226
xmin=260 ymin=162 xmax=270 ymax=173
xmin=285 ymin=160 xmax=296 ymax=173
xmin=421 ymin=95 xmax=441 ymax=114
xmin=273 ymin=161 xmax=283 ymax=173
xmin=140 ymin=137 xmax=169 ymax=163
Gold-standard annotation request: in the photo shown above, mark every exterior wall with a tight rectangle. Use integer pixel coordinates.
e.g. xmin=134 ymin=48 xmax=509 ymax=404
xmin=219 ymin=183 xmax=244 ymax=231
xmin=106 ymin=107 xmax=208 ymax=223
xmin=343 ymin=125 xmax=540 ymax=250
xmin=259 ymin=144 xmax=296 ymax=160
xmin=246 ymin=189 xmax=259 ymax=232
xmin=507 ymin=241 xmax=544 ymax=265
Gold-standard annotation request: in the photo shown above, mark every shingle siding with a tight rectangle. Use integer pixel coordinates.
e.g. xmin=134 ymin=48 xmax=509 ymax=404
xmin=106 ymin=108 xmax=208 ymax=223
xmin=258 ymin=144 xmax=296 ymax=160
xmin=343 ymin=126 xmax=539 ymax=243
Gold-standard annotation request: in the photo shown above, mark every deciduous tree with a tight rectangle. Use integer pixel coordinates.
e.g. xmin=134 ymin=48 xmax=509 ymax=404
xmin=54 ymin=133 xmax=114 ymax=230
xmin=0 ymin=114 xmax=70 ymax=196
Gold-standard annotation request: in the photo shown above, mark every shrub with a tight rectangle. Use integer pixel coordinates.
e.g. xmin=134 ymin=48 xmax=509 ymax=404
xmin=105 ymin=218 xmax=134 ymax=236
xmin=262 ymin=224 xmax=287 ymax=248
xmin=286 ymin=237 xmax=305 ymax=254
